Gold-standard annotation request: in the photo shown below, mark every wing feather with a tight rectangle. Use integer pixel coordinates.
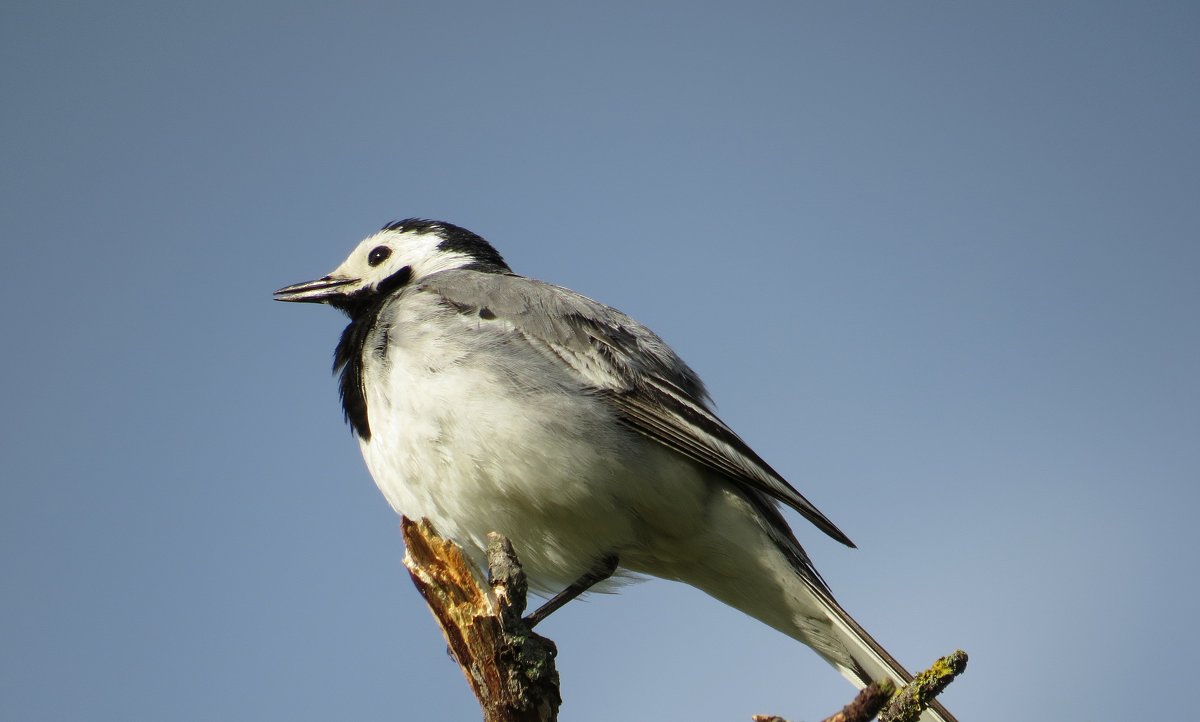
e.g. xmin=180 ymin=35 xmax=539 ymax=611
xmin=418 ymin=270 xmax=855 ymax=548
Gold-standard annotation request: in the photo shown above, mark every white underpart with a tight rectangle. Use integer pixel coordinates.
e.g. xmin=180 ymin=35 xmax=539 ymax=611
xmin=359 ymin=288 xmax=707 ymax=588
xmin=320 ymin=227 xmax=955 ymax=722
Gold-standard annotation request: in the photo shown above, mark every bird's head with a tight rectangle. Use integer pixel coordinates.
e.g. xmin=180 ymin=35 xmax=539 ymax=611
xmin=273 ymin=218 xmax=510 ymax=313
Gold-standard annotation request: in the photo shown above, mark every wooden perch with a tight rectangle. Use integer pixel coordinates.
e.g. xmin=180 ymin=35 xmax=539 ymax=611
xmin=401 ymin=517 xmax=560 ymax=722
xmin=754 ymin=651 xmax=967 ymax=722
xmin=754 ymin=681 xmax=894 ymax=722
xmin=822 ymin=681 xmax=896 ymax=722
xmin=879 ymin=650 xmax=968 ymax=722
xmin=400 ymin=517 xmax=966 ymax=722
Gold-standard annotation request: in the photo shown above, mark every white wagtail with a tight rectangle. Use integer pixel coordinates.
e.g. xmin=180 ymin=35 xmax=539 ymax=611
xmin=275 ymin=219 xmax=957 ymax=722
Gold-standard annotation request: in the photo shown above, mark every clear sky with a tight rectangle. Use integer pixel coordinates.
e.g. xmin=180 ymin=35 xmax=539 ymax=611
xmin=3 ymin=2 xmax=1198 ymax=720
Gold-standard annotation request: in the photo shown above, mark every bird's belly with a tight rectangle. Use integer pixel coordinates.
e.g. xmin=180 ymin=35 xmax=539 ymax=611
xmin=358 ymin=361 xmax=708 ymax=592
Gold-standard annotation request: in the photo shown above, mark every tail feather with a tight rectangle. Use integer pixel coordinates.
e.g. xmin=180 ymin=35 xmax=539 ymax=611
xmin=800 ymin=577 xmax=959 ymax=722
xmin=652 ymin=488 xmax=960 ymax=722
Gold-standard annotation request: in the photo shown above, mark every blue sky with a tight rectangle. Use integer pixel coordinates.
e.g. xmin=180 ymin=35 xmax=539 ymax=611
xmin=3 ymin=2 xmax=1198 ymax=720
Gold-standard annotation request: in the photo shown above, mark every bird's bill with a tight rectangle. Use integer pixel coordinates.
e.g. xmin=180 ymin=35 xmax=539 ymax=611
xmin=273 ymin=276 xmax=357 ymax=303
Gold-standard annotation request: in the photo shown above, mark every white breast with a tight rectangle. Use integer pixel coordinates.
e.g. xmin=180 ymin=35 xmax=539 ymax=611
xmin=355 ymin=292 xmax=713 ymax=590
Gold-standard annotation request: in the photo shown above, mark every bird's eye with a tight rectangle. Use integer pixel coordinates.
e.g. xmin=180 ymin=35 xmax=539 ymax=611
xmin=368 ymin=246 xmax=392 ymax=267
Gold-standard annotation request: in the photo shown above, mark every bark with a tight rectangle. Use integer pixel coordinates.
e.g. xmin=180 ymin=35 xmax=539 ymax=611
xmin=401 ymin=517 xmax=560 ymax=722
xmin=879 ymin=650 xmax=968 ymax=722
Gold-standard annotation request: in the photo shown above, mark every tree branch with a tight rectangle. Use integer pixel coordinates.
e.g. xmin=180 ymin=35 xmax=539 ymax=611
xmin=879 ymin=650 xmax=967 ymax=722
xmin=401 ymin=517 xmax=560 ymax=722
xmin=823 ymin=681 xmax=896 ymax=722
xmin=755 ymin=650 xmax=966 ymax=722
xmin=400 ymin=517 xmax=965 ymax=722
xmin=753 ymin=681 xmax=893 ymax=722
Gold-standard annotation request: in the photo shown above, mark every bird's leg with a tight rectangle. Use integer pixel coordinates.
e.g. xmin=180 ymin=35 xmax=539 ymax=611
xmin=523 ymin=554 xmax=619 ymax=628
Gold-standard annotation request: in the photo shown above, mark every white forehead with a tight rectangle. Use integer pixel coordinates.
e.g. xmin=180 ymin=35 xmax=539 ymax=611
xmin=333 ymin=227 xmax=474 ymax=281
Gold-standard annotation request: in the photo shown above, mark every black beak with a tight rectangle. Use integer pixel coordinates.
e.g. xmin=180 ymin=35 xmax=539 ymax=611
xmin=273 ymin=276 xmax=357 ymax=303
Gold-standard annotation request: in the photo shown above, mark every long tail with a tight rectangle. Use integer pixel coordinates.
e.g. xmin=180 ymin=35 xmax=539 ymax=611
xmin=790 ymin=574 xmax=959 ymax=722
xmin=638 ymin=481 xmax=960 ymax=721
xmin=676 ymin=524 xmax=960 ymax=722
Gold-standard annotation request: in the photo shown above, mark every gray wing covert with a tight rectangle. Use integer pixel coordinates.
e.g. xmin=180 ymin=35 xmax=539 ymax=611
xmin=418 ymin=270 xmax=855 ymax=548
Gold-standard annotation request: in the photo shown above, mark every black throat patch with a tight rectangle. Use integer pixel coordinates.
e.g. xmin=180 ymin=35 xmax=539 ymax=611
xmin=331 ymin=265 xmax=412 ymax=440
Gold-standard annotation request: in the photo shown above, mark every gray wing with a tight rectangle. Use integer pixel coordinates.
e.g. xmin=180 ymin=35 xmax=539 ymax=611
xmin=418 ymin=270 xmax=855 ymax=548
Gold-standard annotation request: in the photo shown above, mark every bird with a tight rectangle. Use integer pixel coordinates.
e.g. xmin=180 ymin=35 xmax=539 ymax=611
xmin=275 ymin=218 xmax=958 ymax=722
